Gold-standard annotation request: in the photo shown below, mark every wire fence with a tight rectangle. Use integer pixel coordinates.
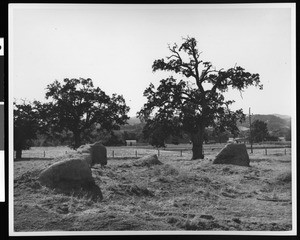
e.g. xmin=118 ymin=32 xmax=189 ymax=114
xmin=15 ymin=145 xmax=292 ymax=160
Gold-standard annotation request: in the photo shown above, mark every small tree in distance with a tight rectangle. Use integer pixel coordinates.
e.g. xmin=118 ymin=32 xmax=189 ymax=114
xmin=138 ymin=36 xmax=263 ymax=159
xmin=14 ymin=101 xmax=40 ymax=159
xmin=251 ymin=119 xmax=269 ymax=143
xmin=142 ymin=121 xmax=169 ymax=148
xmin=43 ymin=78 xmax=130 ymax=149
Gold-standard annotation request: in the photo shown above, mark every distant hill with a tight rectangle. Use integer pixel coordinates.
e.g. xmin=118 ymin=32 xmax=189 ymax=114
xmin=237 ymin=114 xmax=291 ymax=133
xmin=126 ymin=114 xmax=291 ymax=133
xmin=272 ymin=114 xmax=292 ymax=120
xmin=120 ymin=117 xmax=144 ymax=132
xmin=120 ymin=114 xmax=291 ymax=142
xmin=126 ymin=116 xmax=141 ymax=125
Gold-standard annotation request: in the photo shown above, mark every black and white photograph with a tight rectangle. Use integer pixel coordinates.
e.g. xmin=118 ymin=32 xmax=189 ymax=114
xmin=8 ymin=3 xmax=296 ymax=236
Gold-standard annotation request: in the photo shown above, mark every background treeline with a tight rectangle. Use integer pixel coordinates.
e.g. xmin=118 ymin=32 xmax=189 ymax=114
xmin=32 ymin=114 xmax=291 ymax=147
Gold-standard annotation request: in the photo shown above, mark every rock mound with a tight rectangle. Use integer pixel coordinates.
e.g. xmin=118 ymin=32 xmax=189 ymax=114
xmin=77 ymin=142 xmax=107 ymax=167
xmin=38 ymin=158 xmax=102 ymax=200
xmin=133 ymin=154 xmax=163 ymax=167
xmin=213 ymin=143 xmax=250 ymax=167
xmin=91 ymin=142 xmax=107 ymax=167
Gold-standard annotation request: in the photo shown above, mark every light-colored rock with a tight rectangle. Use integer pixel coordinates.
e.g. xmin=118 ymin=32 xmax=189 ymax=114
xmin=213 ymin=143 xmax=250 ymax=167
xmin=38 ymin=157 xmax=103 ymax=200
xmin=133 ymin=154 xmax=163 ymax=167
xmin=77 ymin=144 xmax=92 ymax=154
xmin=38 ymin=158 xmax=94 ymax=188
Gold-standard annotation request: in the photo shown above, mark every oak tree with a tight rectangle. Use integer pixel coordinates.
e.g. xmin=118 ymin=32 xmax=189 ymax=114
xmin=138 ymin=37 xmax=262 ymax=159
xmin=14 ymin=101 xmax=41 ymax=159
xmin=251 ymin=119 xmax=269 ymax=143
xmin=44 ymin=78 xmax=130 ymax=149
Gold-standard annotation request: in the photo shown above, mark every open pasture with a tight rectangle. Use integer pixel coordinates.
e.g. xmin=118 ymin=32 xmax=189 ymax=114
xmin=13 ymin=144 xmax=293 ymax=232
xmin=16 ymin=143 xmax=291 ymax=160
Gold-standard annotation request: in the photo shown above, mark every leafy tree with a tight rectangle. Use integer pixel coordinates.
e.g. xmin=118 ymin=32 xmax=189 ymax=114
xmin=33 ymin=130 xmax=73 ymax=147
xmin=285 ymin=129 xmax=291 ymax=141
xmin=142 ymin=121 xmax=170 ymax=148
xmin=138 ymin=37 xmax=262 ymax=159
xmin=103 ymin=131 xmax=124 ymax=146
xmin=33 ymin=100 xmax=70 ymax=146
xmin=212 ymin=129 xmax=230 ymax=144
xmin=123 ymin=131 xmax=138 ymax=142
xmin=251 ymin=120 xmax=269 ymax=143
xmin=43 ymin=78 xmax=130 ymax=149
xmin=14 ymin=101 xmax=41 ymax=159
xmin=170 ymin=136 xmax=180 ymax=145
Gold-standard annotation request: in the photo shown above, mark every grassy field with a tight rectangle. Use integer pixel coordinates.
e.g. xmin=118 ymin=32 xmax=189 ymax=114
xmin=17 ymin=143 xmax=291 ymax=159
xmin=13 ymin=144 xmax=293 ymax=233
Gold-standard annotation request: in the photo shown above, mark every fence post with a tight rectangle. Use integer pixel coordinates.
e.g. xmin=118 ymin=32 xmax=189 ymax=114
xmin=158 ymin=149 xmax=160 ymax=156
xmin=135 ymin=150 xmax=137 ymax=158
xmin=285 ymin=149 xmax=286 ymax=155
xmin=180 ymin=150 xmax=183 ymax=157
xmin=112 ymin=150 xmax=114 ymax=158
xmin=265 ymin=148 xmax=267 ymax=155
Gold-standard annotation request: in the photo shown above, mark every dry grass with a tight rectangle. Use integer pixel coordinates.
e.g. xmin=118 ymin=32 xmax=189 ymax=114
xmin=13 ymin=145 xmax=293 ymax=232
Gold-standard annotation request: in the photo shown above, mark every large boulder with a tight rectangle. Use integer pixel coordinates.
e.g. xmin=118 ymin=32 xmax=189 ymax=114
xmin=38 ymin=158 xmax=94 ymax=188
xmin=90 ymin=142 xmax=107 ymax=167
xmin=133 ymin=154 xmax=163 ymax=167
xmin=38 ymin=158 xmax=103 ymax=200
xmin=213 ymin=143 xmax=250 ymax=167
xmin=76 ymin=142 xmax=107 ymax=167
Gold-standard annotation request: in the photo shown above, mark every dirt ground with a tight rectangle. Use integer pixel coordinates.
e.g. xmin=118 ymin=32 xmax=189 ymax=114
xmin=13 ymin=146 xmax=293 ymax=233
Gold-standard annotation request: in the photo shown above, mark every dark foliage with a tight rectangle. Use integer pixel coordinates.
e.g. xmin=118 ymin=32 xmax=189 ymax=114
xmin=14 ymin=101 xmax=41 ymax=158
xmin=138 ymin=37 xmax=262 ymax=159
xmin=251 ymin=120 xmax=270 ymax=143
xmin=40 ymin=78 xmax=130 ymax=149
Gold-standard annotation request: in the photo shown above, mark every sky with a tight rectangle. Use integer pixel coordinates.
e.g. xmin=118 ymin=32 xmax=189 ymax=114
xmin=9 ymin=4 xmax=296 ymax=117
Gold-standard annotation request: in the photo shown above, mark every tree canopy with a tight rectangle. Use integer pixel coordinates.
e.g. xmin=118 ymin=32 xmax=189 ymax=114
xmin=251 ymin=119 xmax=269 ymax=143
xmin=138 ymin=36 xmax=262 ymax=159
xmin=43 ymin=78 xmax=130 ymax=149
xmin=14 ymin=100 xmax=41 ymax=158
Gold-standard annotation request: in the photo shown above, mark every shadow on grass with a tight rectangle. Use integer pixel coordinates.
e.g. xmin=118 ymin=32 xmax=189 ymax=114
xmin=250 ymin=158 xmax=274 ymax=163
xmin=15 ymin=156 xmax=142 ymax=161
xmin=14 ymin=157 xmax=54 ymax=162
xmin=107 ymin=157 xmax=140 ymax=160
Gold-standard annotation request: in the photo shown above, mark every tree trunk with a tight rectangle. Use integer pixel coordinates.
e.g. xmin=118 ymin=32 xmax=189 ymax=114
xmin=73 ymin=131 xmax=82 ymax=149
xmin=191 ymin=128 xmax=205 ymax=160
xmin=16 ymin=149 xmax=22 ymax=159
